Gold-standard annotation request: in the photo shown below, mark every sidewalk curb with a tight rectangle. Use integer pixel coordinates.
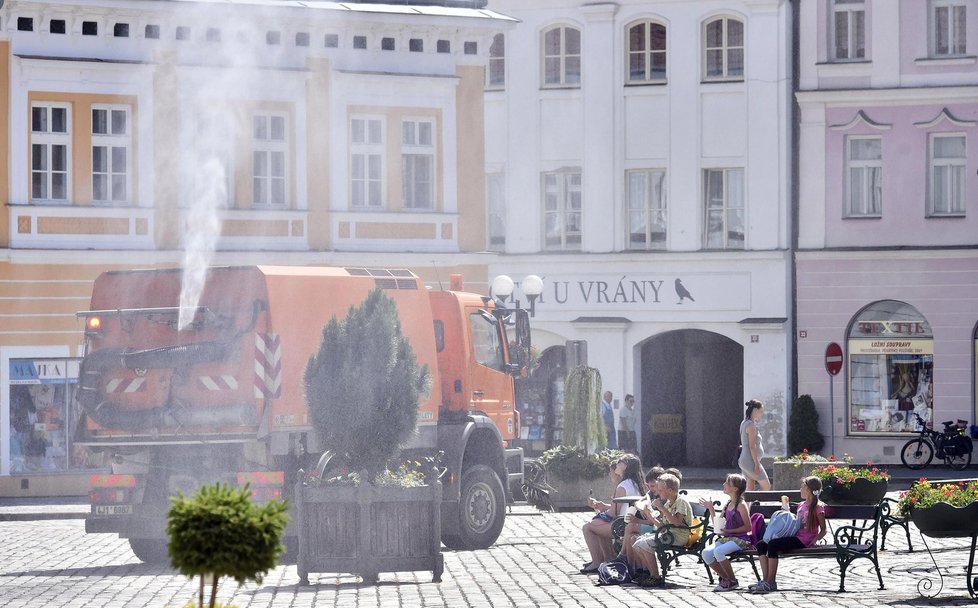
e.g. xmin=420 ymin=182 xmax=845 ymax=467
xmin=0 ymin=512 xmax=87 ymax=522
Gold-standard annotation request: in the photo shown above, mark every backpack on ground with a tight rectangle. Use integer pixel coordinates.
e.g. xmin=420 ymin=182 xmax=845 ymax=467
xmin=748 ymin=512 xmax=766 ymax=547
xmin=762 ymin=509 xmax=801 ymax=542
xmin=596 ymin=556 xmax=632 ymax=586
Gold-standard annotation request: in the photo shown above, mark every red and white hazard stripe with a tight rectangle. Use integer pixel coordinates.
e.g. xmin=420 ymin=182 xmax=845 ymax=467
xmin=255 ymin=333 xmax=282 ymax=399
xmin=198 ymin=375 xmax=239 ymax=391
xmin=105 ymin=377 xmax=146 ymax=394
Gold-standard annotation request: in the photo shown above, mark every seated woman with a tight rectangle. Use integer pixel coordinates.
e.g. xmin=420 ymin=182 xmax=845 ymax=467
xmin=580 ymin=454 xmax=643 ymax=573
xmin=629 ymin=473 xmax=693 ymax=587
xmin=620 ymin=466 xmax=665 ymax=568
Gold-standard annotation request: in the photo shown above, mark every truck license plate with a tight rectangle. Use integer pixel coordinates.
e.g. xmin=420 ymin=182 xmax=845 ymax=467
xmin=94 ymin=505 xmax=132 ymax=515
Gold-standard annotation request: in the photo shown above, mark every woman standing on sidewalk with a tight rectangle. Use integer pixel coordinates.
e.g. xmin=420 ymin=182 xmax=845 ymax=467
xmin=739 ymin=400 xmax=771 ymax=491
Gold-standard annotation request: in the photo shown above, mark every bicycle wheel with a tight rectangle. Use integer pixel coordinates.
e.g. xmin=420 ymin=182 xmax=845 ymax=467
xmin=946 ymin=448 xmax=972 ymax=471
xmin=901 ymin=438 xmax=934 ymax=469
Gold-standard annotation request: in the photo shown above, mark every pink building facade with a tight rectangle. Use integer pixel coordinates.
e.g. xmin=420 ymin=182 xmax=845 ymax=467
xmin=796 ymin=0 xmax=978 ymax=463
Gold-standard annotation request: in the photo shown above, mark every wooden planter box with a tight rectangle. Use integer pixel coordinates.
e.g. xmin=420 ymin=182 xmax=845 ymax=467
xmin=547 ymin=476 xmax=616 ymax=511
xmin=772 ymin=461 xmax=824 ymax=490
xmin=295 ymin=480 xmax=443 ymax=584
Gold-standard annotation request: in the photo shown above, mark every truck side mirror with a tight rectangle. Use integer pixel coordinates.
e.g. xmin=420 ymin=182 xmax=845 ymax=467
xmin=507 ymin=309 xmax=532 ymax=375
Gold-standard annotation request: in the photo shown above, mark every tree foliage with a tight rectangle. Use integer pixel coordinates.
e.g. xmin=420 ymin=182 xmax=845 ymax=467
xmin=304 ymin=288 xmax=430 ymax=479
xmin=561 ymin=365 xmax=605 ymax=453
xmin=787 ymin=393 xmax=826 ymax=455
xmin=167 ymin=483 xmax=288 ymax=608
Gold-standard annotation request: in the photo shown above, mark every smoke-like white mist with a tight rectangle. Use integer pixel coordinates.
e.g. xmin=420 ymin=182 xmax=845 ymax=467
xmin=179 ymin=156 xmax=225 ymax=330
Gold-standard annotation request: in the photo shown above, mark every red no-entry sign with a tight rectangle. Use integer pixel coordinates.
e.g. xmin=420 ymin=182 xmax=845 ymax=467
xmin=825 ymin=342 xmax=843 ymax=376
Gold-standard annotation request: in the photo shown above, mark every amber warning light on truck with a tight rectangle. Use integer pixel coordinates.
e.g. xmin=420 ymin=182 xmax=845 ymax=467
xmin=86 ymin=315 xmax=102 ymax=334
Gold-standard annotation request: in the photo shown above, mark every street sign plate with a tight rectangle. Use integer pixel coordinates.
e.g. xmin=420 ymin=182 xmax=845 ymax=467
xmin=825 ymin=342 xmax=843 ymax=376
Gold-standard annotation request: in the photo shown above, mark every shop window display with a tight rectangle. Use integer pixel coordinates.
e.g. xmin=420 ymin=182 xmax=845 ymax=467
xmin=7 ymin=358 xmax=103 ymax=473
xmin=847 ymin=301 xmax=933 ymax=435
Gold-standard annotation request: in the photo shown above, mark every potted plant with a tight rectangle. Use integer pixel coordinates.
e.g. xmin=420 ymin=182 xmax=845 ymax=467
xmin=167 ymin=483 xmax=289 ymax=608
xmin=772 ymin=449 xmax=833 ymax=490
xmin=297 ymin=288 xmax=441 ymax=584
xmin=561 ymin=365 xmax=605 ymax=452
xmin=898 ymin=479 xmax=978 ymax=538
xmin=537 ymin=446 xmax=628 ymax=510
xmin=812 ymin=461 xmax=890 ymax=505
xmin=787 ymin=394 xmax=826 ymax=455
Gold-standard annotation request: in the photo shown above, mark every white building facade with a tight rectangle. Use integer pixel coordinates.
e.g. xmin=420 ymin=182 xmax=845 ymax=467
xmin=485 ymin=0 xmax=793 ymax=466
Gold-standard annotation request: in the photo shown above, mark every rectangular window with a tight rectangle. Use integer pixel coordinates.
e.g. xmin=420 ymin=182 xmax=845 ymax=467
xmin=91 ymin=106 xmax=131 ymax=204
xmin=933 ymin=1 xmax=967 ymax=56
xmin=487 ymin=172 xmax=505 ymax=250
xmin=350 ymin=116 xmax=384 ymax=208
xmin=401 ymin=119 xmax=435 ymax=210
xmin=845 ymin=136 xmax=882 ymax=217
xmin=487 ymin=33 xmax=505 ymax=89
xmin=252 ymin=113 xmax=288 ymax=207
xmin=543 ymin=170 xmax=582 ymax=250
xmin=833 ymin=0 xmax=866 ymax=60
xmin=627 ymin=169 xmax=667 ymax=250
xmin=929 ymin=133 xmax=966 ymax=215
xmin=31 ymin=104 xmax=71 ymax=202
xmin=703 ymin=168 xmax=744 ymax=249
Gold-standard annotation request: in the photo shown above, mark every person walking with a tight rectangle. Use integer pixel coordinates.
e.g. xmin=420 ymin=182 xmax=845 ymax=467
xmin=738 ymin=399 xmax=771 ymax=491
xmin=601 ymin=391 xmax=618 ymax=450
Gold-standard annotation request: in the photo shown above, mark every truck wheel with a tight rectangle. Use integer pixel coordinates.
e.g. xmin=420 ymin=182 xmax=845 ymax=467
xmin=128 ymin=538 xmax=170 ymax=565
xmin=454 ymin=465 xmax=505 ymax=550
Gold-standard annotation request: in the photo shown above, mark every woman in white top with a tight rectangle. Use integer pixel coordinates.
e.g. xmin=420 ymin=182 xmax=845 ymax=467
xmin=738 ymin=400 xmax=771 ymax=491
xmin=581 ymin=454 xmax=644 ymax=572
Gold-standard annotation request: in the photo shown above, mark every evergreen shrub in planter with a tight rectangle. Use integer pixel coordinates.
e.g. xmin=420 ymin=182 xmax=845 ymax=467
xmin=538 ymin=446 xmax=627 ymax=510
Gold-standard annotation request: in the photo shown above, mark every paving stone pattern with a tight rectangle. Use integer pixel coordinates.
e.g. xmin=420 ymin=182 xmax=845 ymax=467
xmin=0 ymin=491 xmax=975 ymax=607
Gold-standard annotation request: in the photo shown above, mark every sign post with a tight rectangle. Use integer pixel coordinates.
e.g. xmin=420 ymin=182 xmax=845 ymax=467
xmin=825 ymin=342 xmax=843 ymax=456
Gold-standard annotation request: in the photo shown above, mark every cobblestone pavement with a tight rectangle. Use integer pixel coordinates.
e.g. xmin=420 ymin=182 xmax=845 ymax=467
xmin=0 ymin=490 xmax=976 ymax=607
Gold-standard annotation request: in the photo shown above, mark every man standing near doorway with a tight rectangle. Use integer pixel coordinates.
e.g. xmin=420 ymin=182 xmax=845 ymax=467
xmin=601 ymin=391 xmax=618 ymax=449
xmin=618 ymin=394 xmax=637 ymax=453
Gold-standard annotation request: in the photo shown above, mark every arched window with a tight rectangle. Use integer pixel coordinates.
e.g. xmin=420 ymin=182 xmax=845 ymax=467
xmin=847 ymin=300 xmax=933 ymax=435
xmin=703 ymin=16 xmax=744 ymax=81
xmin=626 ymin=20 xmax=667 ymax=84
xmin=487 ymin=33 xmax=505 ymax=90
xmin=542 ymin=25 xmax=581 ymax=87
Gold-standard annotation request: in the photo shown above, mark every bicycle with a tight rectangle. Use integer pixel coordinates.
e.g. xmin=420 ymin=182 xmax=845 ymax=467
xmin=900 ymin=412 xmax=973 ymax=470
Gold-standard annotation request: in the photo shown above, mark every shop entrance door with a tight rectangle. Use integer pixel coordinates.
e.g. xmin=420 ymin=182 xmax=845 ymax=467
xmin=640 ymin=330 xmax=743 ymax=467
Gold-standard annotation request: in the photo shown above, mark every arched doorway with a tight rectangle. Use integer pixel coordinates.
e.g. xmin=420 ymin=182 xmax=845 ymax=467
xmin=640 ymin=330 xmax=743 ymax=467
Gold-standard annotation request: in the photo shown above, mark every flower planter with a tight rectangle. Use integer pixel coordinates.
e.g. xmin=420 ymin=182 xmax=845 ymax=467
xmin=547 ymin=476 xmax=616 ymax=511
xmin=772 ymin=461 xmax=823 ymax=490
xmin=910 ymin=501 xmax=978 ymax=539
xmin=295 ymin=480 xmax=443 ymax=584
xmin=820 ymin=476 xmax=888 ymax=506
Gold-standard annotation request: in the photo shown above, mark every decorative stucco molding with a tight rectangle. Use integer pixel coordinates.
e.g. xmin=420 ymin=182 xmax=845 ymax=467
xmin=914 ymin=107 xmax=977 ymax=129
xmin=829 ymin=110 xmax=892 ymax=131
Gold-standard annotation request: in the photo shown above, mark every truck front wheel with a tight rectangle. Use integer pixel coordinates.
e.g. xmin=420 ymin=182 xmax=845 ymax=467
xmin=450 ymin=465 xmax=505 ymax=550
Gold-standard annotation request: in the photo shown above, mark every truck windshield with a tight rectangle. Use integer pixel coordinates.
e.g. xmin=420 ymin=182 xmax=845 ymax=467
xmin=469 ymin=312 xmax=504 ymax=371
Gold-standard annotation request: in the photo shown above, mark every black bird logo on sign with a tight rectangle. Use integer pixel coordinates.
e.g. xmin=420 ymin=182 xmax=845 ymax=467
xmin=675 ymin=278 xmax=694 ymax=304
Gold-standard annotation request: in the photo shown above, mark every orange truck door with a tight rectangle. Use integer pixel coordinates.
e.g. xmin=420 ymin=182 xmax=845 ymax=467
xmin=465 ymin=308 xmax=517 ymax=441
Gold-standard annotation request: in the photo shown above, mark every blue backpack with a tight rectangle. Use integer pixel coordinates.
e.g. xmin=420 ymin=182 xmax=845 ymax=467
xmin=762 ymin=510 xmax=802 ymax=542
xmin=596 ymin=556 xmax=632 ymax=586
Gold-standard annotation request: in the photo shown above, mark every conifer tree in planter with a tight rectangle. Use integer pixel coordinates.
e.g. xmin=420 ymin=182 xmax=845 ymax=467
xmin=167 ymin=483 xmax=289 ymax=608
xmin=562 ymin=365 xmax=605 ymax=453
xmin=298 ymin=288 xmax=441 ymax=584
xmin=787 ymin=394 xmax=825 ymax=455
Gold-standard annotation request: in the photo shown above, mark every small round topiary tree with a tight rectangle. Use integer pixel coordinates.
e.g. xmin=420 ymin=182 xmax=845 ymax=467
xmin=788 ymin=393 xmax=826 ymax=455
xmin=167 ymin=483 xmax=289 ymax=608
xmin=304 ymin=288 xmax=430 ymax=480
xmin=561 ymin=365 xmax=605 ymax=453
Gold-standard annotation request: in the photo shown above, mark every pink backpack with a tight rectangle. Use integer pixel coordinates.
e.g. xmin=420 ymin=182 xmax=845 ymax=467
xmin=749 ymin=512 xmax=766 ymax=548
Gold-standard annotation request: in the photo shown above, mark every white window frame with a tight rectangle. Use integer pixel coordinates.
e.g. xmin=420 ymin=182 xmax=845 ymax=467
xmin=703 ymin=168 xmax=744 ymax=249
xmin=931 ymin=0 xmax=967 ymax=57
xmin=542 ymin=170 xmax=582 ymax=251
xmin=401 ymin=118 xmax=435 ymax=210
xmin=252 ymin=113 xmax=288 ymax=208
xmin=487 ymin=33 xmax=505 ymax=90
xmin=91 ymin=104 xmax=132 ymax=205
xmin=541 ymin=25 xmax=582 ymax=88
xmin=626 ymin=20 xmax=667 ymax=84
xmin=626 ymin=169 xmax=667 ymax=250
xmin=832 ymin=0 xmax=866 ymax=61
xmin=845 ymin=136 xmax=883 ymax=218
xmin=350 ymin=115 xmax=385 ymax=209
xmin=487 ymin=171 xmax=505 ymax=251
xmin=702 ymin=16 xmax=745 ymax=82
xmin=30 ymin=103 xmax=71 ymax=204
xmin=928 ymin=133 xmax=966 ymax=216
